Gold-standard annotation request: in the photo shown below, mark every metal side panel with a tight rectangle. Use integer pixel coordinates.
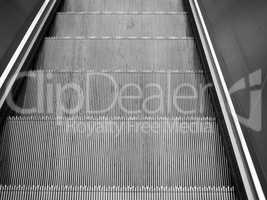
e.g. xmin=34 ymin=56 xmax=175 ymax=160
xmin=188 ymin=0 xmax=265 ymax=199
xmin=0 ymin=0 xmax=61 ymax=113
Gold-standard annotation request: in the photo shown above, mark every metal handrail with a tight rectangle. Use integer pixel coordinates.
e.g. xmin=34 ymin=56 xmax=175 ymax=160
xmin=188 ymin=0 xmax=265 ymax=199
xmin=0 ymin=0 xmax=59 ymax=111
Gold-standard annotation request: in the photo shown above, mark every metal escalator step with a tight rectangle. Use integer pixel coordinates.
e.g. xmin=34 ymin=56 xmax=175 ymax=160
xmin=35 ymin=38 xmax=201 ymax=71
xmin=62 ymin=0 xmax=185 ymax=12
xmin=50 ymin=13 xmax=192 ymax=37
xmin=11 ymin=72 xmax=71 ymax=116
xmin=16 ymin=71 xmax=214 ymax=116
xmin=0 ymin=116 xmax=232 ymax=186
xmin=0 ymin=185 xmax=236 ymax=200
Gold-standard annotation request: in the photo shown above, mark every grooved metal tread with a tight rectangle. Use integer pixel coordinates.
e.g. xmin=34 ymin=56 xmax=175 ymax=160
xmin=0 ymin=116 xmax=231 ymax=187
xmin=0 ymin=0 xmax=238 ymax=197
xmin=0 ymin=186 xmax=236 ymax=200
xmin=62 ymin=0 xmax=185 ymax=12
xmin=16 ymin=70 xmax=214 ymax=116
xmin=35 ymin=38 xmax=201 ymax=71
xmin=50 ymin=14 xmax=192 ymax=37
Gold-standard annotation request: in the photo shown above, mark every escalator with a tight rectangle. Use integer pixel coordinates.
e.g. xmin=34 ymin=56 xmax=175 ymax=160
xmin=0 ymin=0 xmax=245 ymax=199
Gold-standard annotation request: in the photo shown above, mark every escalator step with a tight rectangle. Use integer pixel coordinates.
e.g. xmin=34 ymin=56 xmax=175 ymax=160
xmin=0 ymin=0 xmax=239 ymax=197
xmin=50 ymin=13 xmax=192 ymax=37
xmin=62 ymin=0 xmax=185 ymax=12
xmin=0 ymin=116 xmax=231 ymax=186
xmin=0 ymin=186 xmax=236 ymax=200
xmin=35 ymin=38 xmax=201 ymax=71
xmin=15 ymin=71 xmax=214 ymax=116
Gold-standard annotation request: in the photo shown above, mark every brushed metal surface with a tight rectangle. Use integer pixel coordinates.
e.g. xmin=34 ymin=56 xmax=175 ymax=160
xmin=50 ymin=14 xmax=192 ymax=37
xmin=62 ymin=0 xmax=185 ymax=12
xmin=35 ymin=39 xmax=201 ymax=71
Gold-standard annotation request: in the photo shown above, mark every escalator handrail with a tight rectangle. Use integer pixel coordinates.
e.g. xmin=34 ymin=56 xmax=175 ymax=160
xmin=188 ymin=0 xmax=265 ymax=199
xmin=0 ymin=0 xmax=59 ymax=111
